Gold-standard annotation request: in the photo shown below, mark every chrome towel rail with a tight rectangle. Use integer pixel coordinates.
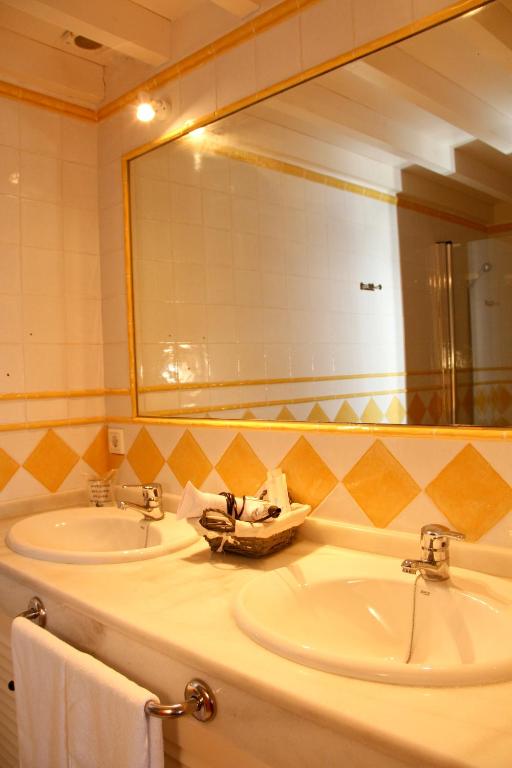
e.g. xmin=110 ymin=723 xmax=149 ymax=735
xmin=17 ymin=596 xmax=46 ymax=627
xmin=145 ymin=679 xmax=216 ymax=722
xmin=15 ymin=596 xmax=217 ymax=722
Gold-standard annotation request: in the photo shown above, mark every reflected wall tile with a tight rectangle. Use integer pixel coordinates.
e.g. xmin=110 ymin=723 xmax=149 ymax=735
xmin=230 ymin=161 xmax=258 ymax=199
xmin=171 ymin=184 xmax=202 ymax=225
xmin=174 ymin=304 xmax=207 ymax=344
xmin=263 ymin=308 xmax=290 ymax=344
xmin=0 ymin=194 xmax=20 ymax=244
xmin=235 ymin=269 xmax=261 ymax=307
xmin=168 ymin=147 xmax=200 ymax=187
xmin=0 ymin=97 xmax=19 ymax=147
xmin=262 ymin=272 xmax=287 ymax=309
xmin=0 ymin=146 xmax=20 ymax=195
xmin=176 ymin=343 xmax=208 ymax=384
xmin=231 ymin=197 xmax=258 ymax=234
xmin=238 ymin=343 xmax=264 ymax=379
xmin=232 ymin=231 xmax=259 ymax=269
xmin=206 ymin=265 xmax=234 ymax=306
xmin=204 ymin=227 xmax=232 ymax=266
xmin=236 ymin=308 xmax=263 ymax=344
xmin=174 ymin=262 xmax=206 ymax=304
xmin=136 ymin=259 xmax=174 ymax=302
xmin=206 ymin=305 xmax=237 ymax=343
xmin=264 ymin=343 xmax=292 ymax=379
xmin=133 ymin=176 xmax=170 ymax=222
xmin=0 ymin=344 xmax=24 ymax=393
xmin=135 ymin=219 xmax=172 ymax=262
xmin=200 ymin=153 xmax=230 ymax=193
xmin=208 ymin=343 xmax=239 ymax=381
xmin=0 ymin=243 xmax=21 ymax=294
xmin=203 ymin=189 xmax=231 ymax=230
xmin=171 ymin=222 xmax=204 ymax=263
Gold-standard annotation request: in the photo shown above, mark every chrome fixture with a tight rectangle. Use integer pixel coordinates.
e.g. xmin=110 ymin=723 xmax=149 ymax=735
xmin=17 ymin=596 xmax=47 ymax=627
xmin=145 ymin=679 xmax=216 ymax=722
xmin=401 ymin=523 xmax=465 ymax=581
xmin=117 ymin=483 xmax=164 ymax=521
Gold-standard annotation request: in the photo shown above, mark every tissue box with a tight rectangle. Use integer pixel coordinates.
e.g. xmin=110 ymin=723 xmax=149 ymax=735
xmin=195 ymin=503 xmax=311 ymax=558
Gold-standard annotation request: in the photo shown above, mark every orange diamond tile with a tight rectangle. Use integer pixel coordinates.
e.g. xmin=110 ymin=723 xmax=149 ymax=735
xmin=216 ymin=433 xmax=267 ymax=497
xmin=127 ymin=427 xmax=165 ymax=483
xmin=343 ymin=440 xmax=420 ymax=527
xmin=0 ymin=448 xmax=19 ymax=491
xmin=23 ymin=429 xmax=79 ymax=492
xmin=82 ymin=426 xmax=111 ymax=477
xmin=335 ymin=401 xmax=358 ymax=423
xmin=407 ymin=394 xmax=426 ymax=423
xmin=426 ymin=444 xmax=512 ymax=541
xmin=280 ymin=436 xmax=337 ymax=509
xmin=168 ymin=429 xmax=212 ymax=488
xmin=386 ymin=396 xmax=406 ymax=424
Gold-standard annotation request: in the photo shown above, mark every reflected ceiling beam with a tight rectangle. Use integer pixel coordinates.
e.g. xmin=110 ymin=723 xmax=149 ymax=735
xmin=0 ymin=27 xmax=103 ymax=105
xmin=210 ymin=0 xmax=260 ymax=17
xmin=268 ymin=81 xmax=455 ymax=175
xmin=453 ymin=148 xmax=512 ymax=203
xmin=356 ymin=50 xmax=512 ymax=154
xmin=489 ymin=1 xmax=512 ymax=49
xmin=222 ymin=116 xmax=402 ymax=192
xmin=1 ymin=0 xmax=172 ymax=66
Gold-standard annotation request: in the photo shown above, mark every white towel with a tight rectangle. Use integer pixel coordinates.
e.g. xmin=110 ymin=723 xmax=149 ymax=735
xmin=11 ymin=617 xmax=164 ymax=768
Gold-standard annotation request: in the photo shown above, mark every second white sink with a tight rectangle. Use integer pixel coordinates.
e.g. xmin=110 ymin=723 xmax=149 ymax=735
xmin=6 ymin=506 xmax=198 ymax=564
xmin=234 ymin=547 xmax=512 ymax=686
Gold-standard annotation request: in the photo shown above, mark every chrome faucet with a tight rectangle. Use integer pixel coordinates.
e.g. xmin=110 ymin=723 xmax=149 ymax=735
xmin=117 ymin=483 xmax=164 ymax=522
xmin=401 ymin=523 xmax=465 ymax=581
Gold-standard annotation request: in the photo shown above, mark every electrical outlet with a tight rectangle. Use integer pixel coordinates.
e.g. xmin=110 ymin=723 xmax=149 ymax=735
xmin=107 ymin=428 xmax=125 ymax=455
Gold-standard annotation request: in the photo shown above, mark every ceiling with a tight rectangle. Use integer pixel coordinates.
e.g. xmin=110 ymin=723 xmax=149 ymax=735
xmin=0 ymin=0 xmax=271 ymax=106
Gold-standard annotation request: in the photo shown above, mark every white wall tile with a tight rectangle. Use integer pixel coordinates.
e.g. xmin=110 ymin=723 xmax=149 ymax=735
xmin=21 ymin=199 xmax=61 ymax=249
xmin=20 ymin=105 xmax=61 ymax=157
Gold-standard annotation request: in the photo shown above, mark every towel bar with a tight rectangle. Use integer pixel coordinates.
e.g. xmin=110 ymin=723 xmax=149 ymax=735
xmin=17 ymin=596 xmax=47 ymax=628
xmin=145 ymin=679 xmax=216 ymax=722
xmin=15 ymin=598 xmax=216 ymax=722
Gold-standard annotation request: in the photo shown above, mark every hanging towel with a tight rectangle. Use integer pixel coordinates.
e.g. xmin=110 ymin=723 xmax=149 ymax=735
xmin=11 ymin=617 xmax=164 ymax=768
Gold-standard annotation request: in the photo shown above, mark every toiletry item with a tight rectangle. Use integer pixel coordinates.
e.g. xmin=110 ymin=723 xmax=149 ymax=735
xmin=176 ymin=481 xmax=279 ymax=522
xmin=88 ymin=478 xmax=113 ymax=507
xmin=266 ymin=469 xmax=290 ymax=512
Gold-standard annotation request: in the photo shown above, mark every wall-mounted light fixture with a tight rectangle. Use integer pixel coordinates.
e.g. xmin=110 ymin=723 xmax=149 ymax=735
xmin=135 ymin=94 xmax=171 ymax=123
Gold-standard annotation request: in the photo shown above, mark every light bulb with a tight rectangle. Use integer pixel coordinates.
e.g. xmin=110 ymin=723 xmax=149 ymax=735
xmin=136 ymin=101 xmax=156 ymax=123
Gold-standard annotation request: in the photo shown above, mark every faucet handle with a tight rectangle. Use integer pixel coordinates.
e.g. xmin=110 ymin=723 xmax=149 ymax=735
xmin=421 ymin=523 xmax=465 ymax=541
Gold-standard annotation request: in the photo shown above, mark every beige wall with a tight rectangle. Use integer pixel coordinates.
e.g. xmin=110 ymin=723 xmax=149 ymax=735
xmin=1 ymin=0 xmax=512 ymax=549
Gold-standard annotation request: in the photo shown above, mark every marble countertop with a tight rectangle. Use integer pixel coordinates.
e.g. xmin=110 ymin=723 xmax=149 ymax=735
xmin=1 ymin=511 xmax=511 ymax=768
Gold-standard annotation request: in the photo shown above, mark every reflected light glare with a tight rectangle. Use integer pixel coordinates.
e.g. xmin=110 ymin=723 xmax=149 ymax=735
xmin=463 ymin=7 xmax=484 ymax=16
xmin=136 ymin=102 xmax=156 ymax=123
xmin=190 ymin=127 xmax=206 ymax=138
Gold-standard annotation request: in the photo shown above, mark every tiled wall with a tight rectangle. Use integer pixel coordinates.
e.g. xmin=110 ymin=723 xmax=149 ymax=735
xmin=0 ymin=95 xmax=103 ymax=427
xmin=1 ymin=0 xmax=512 ymax=551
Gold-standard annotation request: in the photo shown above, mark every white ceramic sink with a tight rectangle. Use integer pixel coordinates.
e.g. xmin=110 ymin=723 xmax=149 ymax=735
xmin=6 ymin=506 xmax=198 ymax=564
xmin=234 ymin=548 xmax=512 ymax=686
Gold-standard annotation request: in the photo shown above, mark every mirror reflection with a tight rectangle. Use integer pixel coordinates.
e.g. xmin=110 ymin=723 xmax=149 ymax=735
xmin=129 ymin=0 xmax=512 ymax=427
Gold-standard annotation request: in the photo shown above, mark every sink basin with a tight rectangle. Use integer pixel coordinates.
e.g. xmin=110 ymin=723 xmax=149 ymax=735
xmin=234 ymin=548 xmax=512 ymax=686
xmin=6 ymin=506 xmax=198 ymax=564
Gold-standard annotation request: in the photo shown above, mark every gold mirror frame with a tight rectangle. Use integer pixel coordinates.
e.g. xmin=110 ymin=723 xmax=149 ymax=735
xmin=122 ymin=0 xmax=512 ymax=441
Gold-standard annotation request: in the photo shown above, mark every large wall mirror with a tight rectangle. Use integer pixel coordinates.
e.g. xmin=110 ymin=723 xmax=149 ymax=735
xmin=128 ymin=0 xmax=512 ymax=428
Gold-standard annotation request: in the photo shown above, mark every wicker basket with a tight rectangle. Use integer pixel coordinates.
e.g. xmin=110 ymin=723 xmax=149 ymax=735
xmin=196 ymin=503 xmax=310 ymax=558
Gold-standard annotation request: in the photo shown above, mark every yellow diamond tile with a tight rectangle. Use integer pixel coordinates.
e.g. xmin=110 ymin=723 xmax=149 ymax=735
xmin=127 ymin=427 xmax=164 ymax=483
xmin=335 ymin=401 xmax=358 ymax=423
xmin=280 ymin=436 xmax=337 ymax=509
xmin=307 ymin=403 xmax=329 ymax=423
xmin=408 ymin=393 xmax=426 ymax=423
xmin=361 ymin=398 xmax=383 ymax=424
xmin=276 ymin=406 xmax=296 ymax=421
xmin=343 ymin=440 xmax=420 ymax=527
xmin=426 ymin=444 xmax=512 ymax=541
xmin=82 ymin=426 xmax=111 ymax=477
xmin=216 ymin=433 xmax=267 ymax=497
xmin=168 ymin=429 xmax=212 ymax=488
xmin=23 ymin=429 xmax=79 ymax=492
xmin=0 ymin=448 xmax=19 ymax=491
xmin=386 ymin=396 xmax=405 ymax=424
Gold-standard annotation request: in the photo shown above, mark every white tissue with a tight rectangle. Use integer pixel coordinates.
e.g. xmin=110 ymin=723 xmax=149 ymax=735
xmin=176 ymin=481 xmax=274 ymax=522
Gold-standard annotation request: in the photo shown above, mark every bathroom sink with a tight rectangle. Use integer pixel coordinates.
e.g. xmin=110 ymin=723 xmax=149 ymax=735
xmin=6 ymin=506 xmax=198 ymax=564
xmin=234 ymin=549 xmax=512 ymax=686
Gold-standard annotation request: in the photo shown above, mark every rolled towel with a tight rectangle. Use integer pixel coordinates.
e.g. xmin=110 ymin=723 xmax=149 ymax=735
xmin=176 ymin=481 xmax=280 ymax=523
